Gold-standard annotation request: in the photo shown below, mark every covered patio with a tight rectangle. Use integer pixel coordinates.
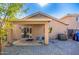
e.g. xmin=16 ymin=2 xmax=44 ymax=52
xmin=7 ymin=20 xmax=50 ymax=45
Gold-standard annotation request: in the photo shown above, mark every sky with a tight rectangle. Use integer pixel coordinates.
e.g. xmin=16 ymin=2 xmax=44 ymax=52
xmin=17 ymin=3 xmax=79 ymax=19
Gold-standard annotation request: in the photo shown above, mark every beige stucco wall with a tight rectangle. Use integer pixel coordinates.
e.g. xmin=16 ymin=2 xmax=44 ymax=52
xmin=32 ymin=24 xmax=45 ymax=39
xmin=49 ymin=20 xmax=67 ymax=39
xmin=60 ymin=16 xmax=79 ymax=29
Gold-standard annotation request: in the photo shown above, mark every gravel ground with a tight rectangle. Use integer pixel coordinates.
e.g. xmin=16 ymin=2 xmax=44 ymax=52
xmin=2 ymin=39 xmax=79 ymax=55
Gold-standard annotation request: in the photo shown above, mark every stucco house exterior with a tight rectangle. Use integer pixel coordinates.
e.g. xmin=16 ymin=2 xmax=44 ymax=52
xmin=49 ymin=18 xmax=68 ymax=39
xmin=6 ymin=12 xmax=79 ymax=45
xmin=7 ymin=12 xmax=51 ymax=45
xmin=7 ymin=12 xmax=68 ymax=45
xmin=60 ymin=14 xmax=79 ymax=38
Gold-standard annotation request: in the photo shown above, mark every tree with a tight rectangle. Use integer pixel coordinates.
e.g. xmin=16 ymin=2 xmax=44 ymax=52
xmin=0 ymin=3 xmax=28 ymax=54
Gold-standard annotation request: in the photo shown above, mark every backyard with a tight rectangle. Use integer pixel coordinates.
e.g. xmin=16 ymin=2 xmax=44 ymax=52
xmin=2 ymin=39 xmax=79 ymax=55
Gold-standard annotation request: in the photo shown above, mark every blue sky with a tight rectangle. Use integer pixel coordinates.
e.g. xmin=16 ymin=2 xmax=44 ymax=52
xmin=17 ymin=3 xmax=79 ymax=19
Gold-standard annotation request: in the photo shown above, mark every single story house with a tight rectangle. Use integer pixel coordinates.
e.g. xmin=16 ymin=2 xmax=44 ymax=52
xmin=7 ymin=12 xmax=51 ymax=45
xmin=7 ymin=12 xmax=68 ymax=45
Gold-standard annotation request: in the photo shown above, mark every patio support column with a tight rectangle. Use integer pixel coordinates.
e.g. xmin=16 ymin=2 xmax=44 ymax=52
xmin=44 ymin=23 xmax=49 ymax=45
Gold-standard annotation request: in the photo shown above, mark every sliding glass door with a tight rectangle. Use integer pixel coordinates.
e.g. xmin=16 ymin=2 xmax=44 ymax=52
xmin=21 ymin=26 xmax=32 ymax=39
